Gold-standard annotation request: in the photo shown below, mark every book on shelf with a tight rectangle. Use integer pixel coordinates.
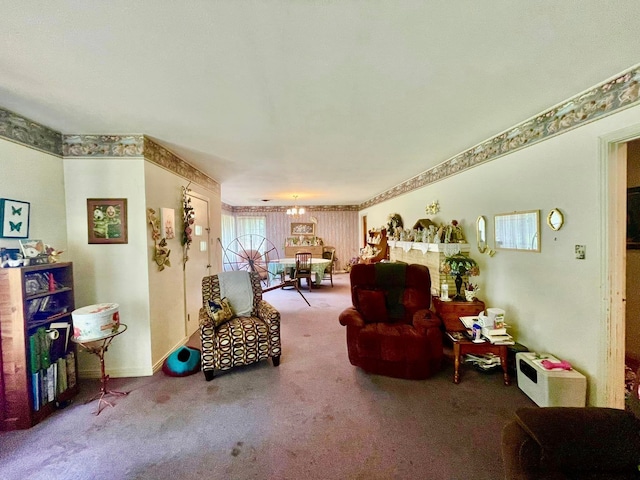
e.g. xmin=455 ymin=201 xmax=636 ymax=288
xmin=56 ymin=358 xmax=67 ymax=395
xmin=46 ymin=363 xmax=56 ymax=403
xmin=66 ymin=351 xmax=76 ymax=389
xmin=31 ymin=371 xmax=41 ymax=411
xmin=49 ymin=321 xmax=71 ymax=361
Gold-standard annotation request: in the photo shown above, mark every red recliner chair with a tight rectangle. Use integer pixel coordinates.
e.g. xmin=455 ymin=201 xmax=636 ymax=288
xmin=338 ymin=262 xmax=443 ymax=379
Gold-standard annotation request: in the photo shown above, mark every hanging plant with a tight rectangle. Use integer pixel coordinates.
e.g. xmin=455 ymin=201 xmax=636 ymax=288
xmin=182 ymin=186 xmax=195 ymax=265
xmin=147 ymin=208 xmax=171 ymax=271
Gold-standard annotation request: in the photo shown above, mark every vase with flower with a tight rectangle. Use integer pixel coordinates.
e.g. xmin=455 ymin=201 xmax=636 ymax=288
xmin=440 ymin=254 xmax=480 ymax=301
xmin=464 ymin=282 xmax=479 ymax=302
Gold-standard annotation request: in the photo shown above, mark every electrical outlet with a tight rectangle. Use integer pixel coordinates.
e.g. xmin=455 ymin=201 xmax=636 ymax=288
xmin=575 ymin=245 xmax=586 ymax=260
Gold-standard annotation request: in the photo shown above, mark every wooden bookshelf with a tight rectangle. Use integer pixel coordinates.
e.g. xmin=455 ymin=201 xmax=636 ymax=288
xmin=0 ymin=262 xmax=78 ymax=431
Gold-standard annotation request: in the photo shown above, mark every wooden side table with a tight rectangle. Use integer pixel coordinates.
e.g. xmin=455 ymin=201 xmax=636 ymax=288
xmin=447 ymin=332 xmax=510 ymax=385
xmin=432 ymin=297 xmax=485 ymax=332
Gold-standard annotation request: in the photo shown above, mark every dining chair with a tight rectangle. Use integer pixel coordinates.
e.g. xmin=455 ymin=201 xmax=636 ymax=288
xmin=294 ymin=252 xmax=313 ymax=291
xmin=322 ymin=247 xmax=335 ymax=287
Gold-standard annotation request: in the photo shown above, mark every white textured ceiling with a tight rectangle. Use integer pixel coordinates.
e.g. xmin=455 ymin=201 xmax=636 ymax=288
xmin=1 ymin=1 xmax=640 ymax=207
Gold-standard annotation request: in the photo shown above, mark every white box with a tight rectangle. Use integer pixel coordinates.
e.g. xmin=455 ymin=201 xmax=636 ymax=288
xmin=516 ymin=352 xmax=587 ymax=407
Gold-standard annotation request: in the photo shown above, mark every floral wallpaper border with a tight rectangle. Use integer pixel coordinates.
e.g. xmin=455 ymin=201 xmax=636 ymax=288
xmin=60 ymin=134 xmax=219 ymax=193
xmin=359 ymin=65 xmax=640 ymax=210
xmin=143 ymin=137 xmax=220 ymax=194
xmin=2 ymin=64 xmax=640 ymax=209
xmin=63 ymin=134 xmax=144 ymax=157
xmin=227 ymin=204 xmax=359 ymax=213
xmin=0 ymin=107 xmax=63 ymax=156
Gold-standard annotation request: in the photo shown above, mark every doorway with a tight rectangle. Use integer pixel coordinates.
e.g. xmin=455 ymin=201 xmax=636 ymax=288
xmin=600 ymin=128 xmax=640 ymax=407
xmin=625 ymin=140 xmax=640 ymax=391
xmin=184 ymin=192 xmax=211 ymax=337
xmin=362 ymin=215 xmax=367 ymax=248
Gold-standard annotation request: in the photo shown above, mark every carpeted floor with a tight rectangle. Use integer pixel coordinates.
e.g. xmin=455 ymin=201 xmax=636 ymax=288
xmin=0 ymin=272 xmax=535 ymax=480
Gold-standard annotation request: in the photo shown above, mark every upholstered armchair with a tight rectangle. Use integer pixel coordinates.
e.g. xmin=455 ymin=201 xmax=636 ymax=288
xmin=338 ymin=262 xmax=443 ymax=379
xmin=501 ymin=406 xmax=640 ymax=479
xmin=199 ymin=271 xmax=281 ymax=380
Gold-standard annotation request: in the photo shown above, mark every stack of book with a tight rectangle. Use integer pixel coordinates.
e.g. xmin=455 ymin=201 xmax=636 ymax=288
xmin=459 ymin=315 xmax=515 ymax=345
xmin=481 ymin=325 xmax=514 ymax=345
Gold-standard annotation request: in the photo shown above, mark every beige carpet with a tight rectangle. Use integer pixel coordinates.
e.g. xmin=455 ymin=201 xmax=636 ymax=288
xmin=0 ymin=272 xmax=535 ymax=480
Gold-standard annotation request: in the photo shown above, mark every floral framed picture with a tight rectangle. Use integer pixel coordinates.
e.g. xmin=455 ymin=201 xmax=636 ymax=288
xmin=290 ymin=222 xmax=315 ymax=236
xmin=0 ymin=198 xmax=30 ymax=238
xmin=87 ymin=198 xmax=128 ymax=244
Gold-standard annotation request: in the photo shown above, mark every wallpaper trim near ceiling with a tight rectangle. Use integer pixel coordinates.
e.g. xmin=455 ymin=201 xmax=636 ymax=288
xmin=1 ymin=64 xmax=639 ymax=207
xmin=228 ymin=204 xmax=359 ymax=213
xmin=360 ymin=64 xmax=640 ymax=209
xmin=63 ymin=134 xmax=144 ymax=156
xmin=142 ymin=137 xmax=220 ymax=193
xmin=59 ymin=134 xmax=219 ymax=192
xmin=0 ymin=107 xmax=63 ymax=156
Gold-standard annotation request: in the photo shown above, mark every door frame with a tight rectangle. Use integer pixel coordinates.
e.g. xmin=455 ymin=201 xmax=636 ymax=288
xmin=183 ymin=190 xmax=211 ymax=337
xmin=599 ymin=124 xmax=640 ymax=407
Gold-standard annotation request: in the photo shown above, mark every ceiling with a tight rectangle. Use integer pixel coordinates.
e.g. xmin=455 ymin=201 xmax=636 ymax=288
xmin=1 ymin=2 xmax=640 ymax=207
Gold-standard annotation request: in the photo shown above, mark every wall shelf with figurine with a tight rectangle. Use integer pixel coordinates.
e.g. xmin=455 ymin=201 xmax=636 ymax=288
xmin=389 ymin=242 xmax=471 ymax=296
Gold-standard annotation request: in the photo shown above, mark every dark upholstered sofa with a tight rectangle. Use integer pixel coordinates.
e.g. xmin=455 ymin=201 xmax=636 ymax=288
xmin=501 ymin=406 xmax=640 ymax=479
xmin=338 ymin=262 xmax=443 ymax=379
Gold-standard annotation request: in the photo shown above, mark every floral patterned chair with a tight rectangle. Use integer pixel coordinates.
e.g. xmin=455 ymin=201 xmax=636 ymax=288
xmin=199 ymin=271 xmax=281 ymax=380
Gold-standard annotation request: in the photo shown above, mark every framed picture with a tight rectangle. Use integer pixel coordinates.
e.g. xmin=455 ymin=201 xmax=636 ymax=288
xmin=0 ymin=198 xmax=30 ymax=238
xmin=160 ymin=207 xmax=176 ymax=239
xmin=290 ymin=222 xmax=315 ymax=236
xmin=628 ymin=187 xmax=640 ymax=249
xmin=87 ymin=198 xmax=128 ymax=244
xmin=19 ymin=239 xmax=45 ymax=258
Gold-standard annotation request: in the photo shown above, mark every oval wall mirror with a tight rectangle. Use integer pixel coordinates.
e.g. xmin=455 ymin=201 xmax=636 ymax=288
xmin=547 ymin=208 xmax=564 ymax=231
xmin=476 ymin=215 xmax=487 ymax=253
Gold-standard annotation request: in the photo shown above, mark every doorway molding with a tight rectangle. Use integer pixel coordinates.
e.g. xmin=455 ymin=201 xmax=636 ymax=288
xmin=599 ymin=124 xmax=640 ymax=406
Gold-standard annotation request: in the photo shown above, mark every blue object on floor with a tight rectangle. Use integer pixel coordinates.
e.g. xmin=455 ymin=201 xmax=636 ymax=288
xmin=162 ymin=346 xmax=201 ymax=377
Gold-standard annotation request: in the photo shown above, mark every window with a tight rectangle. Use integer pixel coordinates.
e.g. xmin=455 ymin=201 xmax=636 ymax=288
xmin=236 ymin=216 xmax=266 ymax=239
xmin=221 ymin=214 xmax=235 ymax=251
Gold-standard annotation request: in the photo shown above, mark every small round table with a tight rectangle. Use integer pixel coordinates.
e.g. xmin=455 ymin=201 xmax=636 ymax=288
xmin=72 ymin=324 xmax=128 ymax=415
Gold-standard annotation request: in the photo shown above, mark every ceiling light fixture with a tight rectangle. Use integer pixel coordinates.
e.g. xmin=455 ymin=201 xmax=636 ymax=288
xmin=286 ymin=195 xmax=305 ymax=216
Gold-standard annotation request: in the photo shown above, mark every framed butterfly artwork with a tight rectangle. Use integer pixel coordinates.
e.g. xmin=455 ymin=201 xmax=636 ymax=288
xmin=0 ymin=198 xmax=30 ymax=238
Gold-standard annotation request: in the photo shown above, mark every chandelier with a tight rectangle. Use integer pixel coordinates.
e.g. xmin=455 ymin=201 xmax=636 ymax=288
xmin=286 ymin=195 xmax=305 ymax=216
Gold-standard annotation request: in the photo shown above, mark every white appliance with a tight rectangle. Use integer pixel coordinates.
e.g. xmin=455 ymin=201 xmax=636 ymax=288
xmin=516 ymin=352 xmax=587 ymax=407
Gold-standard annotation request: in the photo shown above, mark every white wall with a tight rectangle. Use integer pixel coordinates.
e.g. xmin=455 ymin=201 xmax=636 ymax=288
xmin=64 ymin=157 xmax=152 ymax=377
xmin=144 ymin=161 xmax=221 ymax=370
xmin=361 ymin=103 xmax=640 ymax=406
xmin=0 ymin=139 xmax=67 ymax=252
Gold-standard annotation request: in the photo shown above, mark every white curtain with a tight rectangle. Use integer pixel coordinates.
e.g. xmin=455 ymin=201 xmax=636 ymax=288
xmin=221 ymin=214 xmax=235 ymax=251
xmin=236 ymin=216 xmax=266 ymax=239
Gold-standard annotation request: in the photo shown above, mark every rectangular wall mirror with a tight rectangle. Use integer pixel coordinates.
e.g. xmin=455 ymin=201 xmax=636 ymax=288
xmin=494 ymin=210 xmax=540 ymax=252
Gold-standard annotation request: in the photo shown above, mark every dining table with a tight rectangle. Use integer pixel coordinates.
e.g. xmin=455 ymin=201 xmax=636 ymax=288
xmin=267 ymin=257 xmax=331 ymax=286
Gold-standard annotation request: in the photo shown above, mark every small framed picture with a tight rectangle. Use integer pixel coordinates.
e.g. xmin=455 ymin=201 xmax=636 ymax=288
xmin=160 ymin=208 xmax=176 ymax=239
xmin=0 ymin=198 xmax=30 ymax=238
xmin=87 ymin=198 xmax=128 ymax=244
xmin=19 ymin=239 xmax=45 ymax=258
xmin=290 ymin=222 xmax=315 ymax=236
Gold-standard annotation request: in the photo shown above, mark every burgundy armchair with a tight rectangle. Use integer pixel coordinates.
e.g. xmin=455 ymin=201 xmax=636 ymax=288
xmin=338 ymin=262 xmax=443 ymax=379
xmin=502 ymin=406 xmax=640 ymax=479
